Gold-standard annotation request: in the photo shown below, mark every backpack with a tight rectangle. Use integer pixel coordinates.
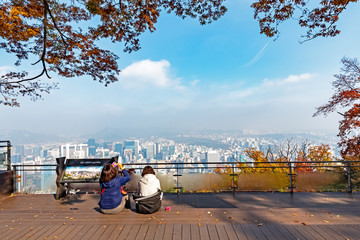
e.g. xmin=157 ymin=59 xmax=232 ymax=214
xmin=132 ymin=190 xmax=162 ymax=214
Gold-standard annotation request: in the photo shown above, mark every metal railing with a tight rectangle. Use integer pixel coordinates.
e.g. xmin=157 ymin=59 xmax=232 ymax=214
xmin=11 ymin=160 xmax=360 ymax=194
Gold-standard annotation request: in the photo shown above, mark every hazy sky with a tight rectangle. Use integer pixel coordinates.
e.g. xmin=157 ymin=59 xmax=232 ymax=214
xmin=1 ymin=1 xmax=359 ymax=136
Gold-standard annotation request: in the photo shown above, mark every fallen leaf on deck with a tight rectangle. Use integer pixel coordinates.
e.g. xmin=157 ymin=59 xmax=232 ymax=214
xmin=258 ymin=223 xmax=263 ymax=226
xmin=310 ymin=215 xmax=314 ymax=217
xmin=294 ymin=221 xmax=299 ymax=223
xmin=152 ymin=216 xmax=156 ymax=219
xmin=9 ymin=228 xmax=13 ymax=230
xmin=323 ymin=220 xmax=329 ymax=223
xmin=223 ymin=212 xmax=227 ymax=214
xmin=33 ymin=215 xmax=38 ymax=218
xmin=302 ymin=222 xmax=307 ymax=226
xmin=63 ymin=222 xmax=66 ymax=225
xmin=198 ymin=223 xmax=202 ymax=226
xmin=176 ymin=212 xmax=180 ymax=215
xmin=229 ymin=217 xmax=234 ymax=219
xmin=292 ymin=214 xmax=297 ymax=216
xmin=118 ymin=228 xmax=122 ymax=230
xmin=159 ymin=222 xmax=163 ymax=224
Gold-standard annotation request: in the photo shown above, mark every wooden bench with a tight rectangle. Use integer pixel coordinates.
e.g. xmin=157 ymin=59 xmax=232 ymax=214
xmin=55 ymin=156 xmax=118 ymax=200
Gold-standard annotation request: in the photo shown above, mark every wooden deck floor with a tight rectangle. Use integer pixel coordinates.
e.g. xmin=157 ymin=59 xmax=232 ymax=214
xmin=0 ymin=192 xmax=359 ymax=239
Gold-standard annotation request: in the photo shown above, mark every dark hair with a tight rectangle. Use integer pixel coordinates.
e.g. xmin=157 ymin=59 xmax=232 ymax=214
xmin=141 ymin=166 xmax=155 ymax=177
xmin=100 ymin=163 xmax=118 ymax=183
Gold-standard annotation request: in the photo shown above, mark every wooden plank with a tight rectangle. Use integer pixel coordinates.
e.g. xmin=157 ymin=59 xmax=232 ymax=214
xmin=71 ymin=225 xmax=93 ymax=240
xmin=32 ymin=225 xmax=60 ymax=240
xmin=97 ymin=225 xmax=117 ymax=240
xmin=153 ymin=224 xmax=165 ymax=240
xmin=18 ymin=225 xmax=46 ymax=240
xmin=135 ymin=224 xmax=149 ymax=240
xmin=282 ymin=225 xmax=308 ymax=240
xmin=334 ymin=225 xmax=360 ymax=240
xmin=27 ymin=225 xmax=54 ymax=240
xmin=307 ymin=225 xmax=332 ymax=240
xmin=223 ymin=224 xmax=238 ymax=240
xmin=255 ymin=224 xmax=277 ymax=240
xmin=265 ymin=224 xmax=288 ymax=240
xmin=126 ymin=224 xmax=141 ymax=240
xmin=232 ymin=224 xmax=249 ymax=240
xmin=241 ymin=224 xmax=257 ymax=240
xmin=108 ymin=225 xmax=125 ymax=239
xmin=89 ymin=225 xmax=109 ymax=240
xmin=273 ymin=225 xmax=298 ymax=240
xmin=64 ymin=225 xmax=86 ymax=240
xmin=182 ymin=224 xmax=191 ymax=240
xmin=2 ymin=226 xmax=29 ymax=240
xmin=78 ymin=224 xmax=101 ymax=240
xmin=190 ymin=224 xmax=201 ymax=240
xmin=118 ymin=224 xmax=133 ymax=240
xmin=199 ymin=224 xmax=210 ymax=240
xmin=43 ymin=225 xmax=71 ymax=239
xmin=207 ymin=224 xmax=220 ymax=240
xmin=215 ymin=225 xmax=229 ymax=240
xmin=163 ymin=224 xmax=174 ymax=240
xmin=248 ymin=224 xmax=266 ymax=240
xmin=145 ymin=225 xmax=157 ymax=240
xmin=318 ymin=225 xmax=352 ymax=240
xmin=58 ymin=225 xmax=80 ymax=239
xmin=292 ymin=225 xmax=323 ymax=240
xmin=173 ymin=224 xmax=182 ymax=240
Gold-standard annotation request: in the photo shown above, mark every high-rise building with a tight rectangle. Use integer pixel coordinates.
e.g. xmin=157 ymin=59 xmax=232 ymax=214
xmin=114 ymin=143 xmax=123 ymax=155
xmin=146 ymin=143 xmax=155 ymax=159
xmin=124 ymin=140 xmax=139 ymax=159
xmin=205 ymin=150 xmax=220 ymax=168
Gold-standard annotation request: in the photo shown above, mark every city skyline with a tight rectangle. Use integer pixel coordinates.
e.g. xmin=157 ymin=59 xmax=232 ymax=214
xmin=1 ymin=1 xmax=359 ymax=136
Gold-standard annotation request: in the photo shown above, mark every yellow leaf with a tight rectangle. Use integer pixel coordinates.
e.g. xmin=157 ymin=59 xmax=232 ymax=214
xmin=323 ymin=220 xmax=329 ymax=223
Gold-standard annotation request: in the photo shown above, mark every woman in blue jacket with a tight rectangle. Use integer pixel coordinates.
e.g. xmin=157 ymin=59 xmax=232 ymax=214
xmin=99 ymin=162 xmax=130 ymax=214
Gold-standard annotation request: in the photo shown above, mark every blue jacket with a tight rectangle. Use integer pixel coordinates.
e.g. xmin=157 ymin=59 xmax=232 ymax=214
xmin=99 ymin=169 xmax=130 ymax=209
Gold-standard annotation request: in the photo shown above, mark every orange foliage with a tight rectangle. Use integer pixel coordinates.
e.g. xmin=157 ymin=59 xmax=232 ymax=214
xmin=0 ymin=0 xmax=227 ymax=106
xmin=251 ymin=0 xmax=358 ymax=42
xmin=314 ymin=58 xmax=360 ymax=159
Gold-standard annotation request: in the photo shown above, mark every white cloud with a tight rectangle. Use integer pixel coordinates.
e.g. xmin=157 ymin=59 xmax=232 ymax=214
xmin=263 ymin=73 xmax=316 ymax=87
xmin=118 ymin=59 xmax=183 ymax=89
xmin=190 ymin=79 xmax=200 ymax=87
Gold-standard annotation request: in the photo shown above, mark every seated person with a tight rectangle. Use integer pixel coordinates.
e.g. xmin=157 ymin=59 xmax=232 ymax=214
xmin=137 ymin=166 xmax=161 ymax=196
xmin=99 ymin=162 xmax=130 ymax=214
xmin=133 ymin=166 xmax=162 ymax=214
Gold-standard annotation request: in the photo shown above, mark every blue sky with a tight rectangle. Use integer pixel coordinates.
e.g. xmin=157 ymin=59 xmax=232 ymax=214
xmin=1 ymin=1 xmax=360 ymax=136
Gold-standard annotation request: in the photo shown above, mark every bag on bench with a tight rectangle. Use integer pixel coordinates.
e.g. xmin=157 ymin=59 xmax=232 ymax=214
xmin=132 ymin=190 xmax=162 ymax=214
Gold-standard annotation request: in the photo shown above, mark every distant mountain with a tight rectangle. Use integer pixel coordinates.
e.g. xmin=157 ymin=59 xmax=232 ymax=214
xmin=0 ymin=130 xmax=78 ymax=145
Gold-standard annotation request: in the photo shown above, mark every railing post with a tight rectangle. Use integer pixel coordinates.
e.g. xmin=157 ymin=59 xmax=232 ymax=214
xmin=288 ymin=162 xmax=296 ymax=193
xmin=347 ymin=161 xmax=352 ymax=193
xmin=173 ymin=163 xmax=182 ymax=196
xmin=7 ymin=141 xmax=11 ymax=171
xmin=12 ymin=165 xmax=17 ymax=194
xmin=230 ymin=162 xmax=238 ymax=198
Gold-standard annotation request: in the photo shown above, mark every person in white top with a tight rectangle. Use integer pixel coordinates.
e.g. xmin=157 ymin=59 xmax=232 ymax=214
xmin=137 ymin=166 xmax=161 ymax=196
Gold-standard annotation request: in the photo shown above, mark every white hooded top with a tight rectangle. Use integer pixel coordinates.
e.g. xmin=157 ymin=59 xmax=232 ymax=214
xmin=137 ymin=174 xmax=161 ymax=196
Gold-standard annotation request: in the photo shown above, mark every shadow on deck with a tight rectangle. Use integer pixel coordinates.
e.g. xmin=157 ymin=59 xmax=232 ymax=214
xmin=0 ymin=192 xmax=359 ymax=239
